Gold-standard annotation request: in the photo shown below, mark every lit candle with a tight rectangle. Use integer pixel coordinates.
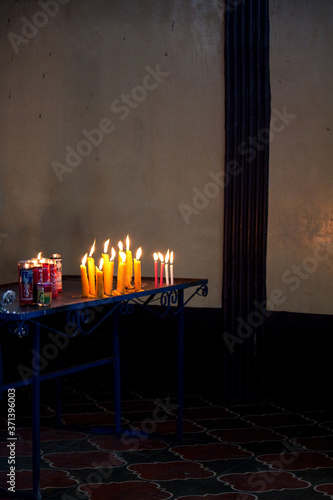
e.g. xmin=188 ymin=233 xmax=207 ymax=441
xmin=102 ymin=239 xmax=112 ymax=295
xmin=109 ymin=247 xmax=116 ymax=295
xmin=116 ymin=251 xmax=126 ymax=294
xmin=158 ymin=252 xmax=164 ymax=287
xmin=154 ymin=252 xmax=158 ymax=288
xmin=80 ymin=253 xmax=89 ymax=298
xmin=165 ymin=249 xmax=170 ymax=286
xmin=117 ymin=240 xmax=123 ymax=276
xmin=87 ymin=239 xmax=96 ymax=296
xmin=125 ymin=235 xmax=133 ymax=289
xmin=170 ymin=251 xmax=174 ymax=285
xmin=96 ymin=258 xmax=104 ymax=298
xmin=134 ymin=247 xmax=142 ymax=292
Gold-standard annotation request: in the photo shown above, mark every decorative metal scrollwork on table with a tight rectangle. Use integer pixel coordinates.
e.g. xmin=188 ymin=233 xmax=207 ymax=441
xmin=198 ymin=283 xmax=208 ymax=297
xmin=119 ymin=300 xmax=134 ymax=315
xmin=2 ymin=283 xmax=208 ymax=337
xmin=8 ymin=320 xmax=29 ymax=338
xmin=64 ymin=302 xmax=122 ymax=335
xmin=159 ymin=290 xmax=178 ymax=316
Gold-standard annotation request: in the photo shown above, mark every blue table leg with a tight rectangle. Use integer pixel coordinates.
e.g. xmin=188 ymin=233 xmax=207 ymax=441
xmin=55 ymin=376 xmax=62 ymax=428
xmin=0 ymin=341 xmax=3 ymax=400
xmin=32 ymin=322 xmax=42 ymax=500
xmin=113 ymin=308 xmax=122 ymax=434
xmin=177 ymin=289 xmax=184 ymax=441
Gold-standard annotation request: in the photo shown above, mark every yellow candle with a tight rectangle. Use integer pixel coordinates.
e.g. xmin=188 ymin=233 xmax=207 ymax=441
xmin=80 ymin=253 xmax=89 ymax=298
xmin=87 ymin=239 xmax=96 ymax=296
xmin=134 ymin=247 xmax=142 ymax=292
xmin=117 ymin=240 xmax=123 ymax=276
xmin=117 ymin=251 xmax=126 ymax=294
xmin=125 ymin=235 xmax=133 ymax=289
xmin=109 ymin=247 xmax=116 ymax=295
xmin=102 ymin=239 xmax=112 ymax=295
xmin=96 ymin=258 xmax=104 ymax=298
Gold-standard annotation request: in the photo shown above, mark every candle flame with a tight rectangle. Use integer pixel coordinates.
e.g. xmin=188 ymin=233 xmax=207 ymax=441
xmin=120 ymin=251 xmax=126 ymax=263
xmin=165 ymin=249 xmax=170 ymax=264
xmin=82 ymin=253 xmax=87 ymax=266
xmin=170 ymin=251 xmax=174 ymax=264
xmin=158 ymin=252 xmax=164 ymax=263
xmin=99 ymin=258 xmax=104 ymax=271
xmin=136 ymin=247 xmax=142 ymax=260
xmin=110 ymin=247 xmax=116 ymax=261
xmin=126 ymin=235 xmax=130 ymax=251
xmin=89 ymin=239 xmax=96 ymax=257
xmin=118 ymin=240 xmax=123 ymax=251
xmin=104 ymin=239 xmax=110 ymax=253
xmin=153 ymin=252 xmax=158 ymax=262
xmin=37 ymin=252 xmax=42 ymax=260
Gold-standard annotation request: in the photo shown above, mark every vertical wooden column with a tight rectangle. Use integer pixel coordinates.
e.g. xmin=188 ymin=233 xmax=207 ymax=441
xmin=223 ymin=0 xmax=271 ymax=402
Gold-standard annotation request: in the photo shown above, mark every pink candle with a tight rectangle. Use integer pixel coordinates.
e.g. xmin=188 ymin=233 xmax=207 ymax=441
xmin=154 ymin=253 xmax=158 ymax=288
xmin=158 ymin=252 xmax=164 ymax=287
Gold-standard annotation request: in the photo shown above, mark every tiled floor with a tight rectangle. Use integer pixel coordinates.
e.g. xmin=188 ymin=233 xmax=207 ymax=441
xmin=1 ymin=380 xmax=333 ymax=499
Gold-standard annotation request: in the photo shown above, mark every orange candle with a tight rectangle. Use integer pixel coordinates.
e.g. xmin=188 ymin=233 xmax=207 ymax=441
xmin=134 ymin=247 xmax=142 ymax=292
xmin=109 ymin=247 xmax=116 ymax=295
xmin=117 ymin=251 xmax=126 ymax=294
xmin=117 ymin=240 xmax=123 ymax=276
xmin=96 ymin=258 xmax=104 ymax=298
xmin=102 ymin=239 xmax=112 ymax=295
xmin=80 ymin=253 xmax=89 ymax=297
xmin=87 ymin=239 xmax=96 ymax=296
xmin=125 ymin=235 xmax=133 ymax=289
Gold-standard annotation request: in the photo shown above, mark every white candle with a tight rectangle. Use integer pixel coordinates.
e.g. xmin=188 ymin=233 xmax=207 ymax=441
xmin=165 ymin=249 xmax=170 ymax=286
xmin=170 ymin=251 xmax=174 ymax=285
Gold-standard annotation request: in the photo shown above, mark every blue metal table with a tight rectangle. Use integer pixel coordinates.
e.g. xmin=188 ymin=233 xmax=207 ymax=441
xmin=0 ymin=276 xmax=208 ymax=500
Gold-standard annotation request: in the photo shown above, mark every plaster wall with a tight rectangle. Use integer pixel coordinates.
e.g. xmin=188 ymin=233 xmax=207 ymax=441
xmin=267 ymin=0 xmax=333 ymax=315
xmin=0 ymin=0 xmax=224 ymax=307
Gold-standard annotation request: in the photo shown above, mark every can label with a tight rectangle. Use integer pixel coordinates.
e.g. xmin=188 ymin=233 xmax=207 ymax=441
xmin=33 ymin=267 xmax=43 ymax=304
xmin=56 ymin=260 xmax=62 ymax=291
xmin=50 ymin=263 xmax=58 ymax=299
xmin=20 ymin=269 xmax=33 ymax=305
xmin=42 ymin=263 xmax=50 ymax=283
xmin=37 ymin=283 xmax=52 ymax=306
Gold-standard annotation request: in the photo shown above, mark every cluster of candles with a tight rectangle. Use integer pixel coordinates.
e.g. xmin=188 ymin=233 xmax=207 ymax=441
xmin=153 ymin=250 xmax=174 ymax=288
xmin=80 ymin=236 xmax=142 ymax=298
xmin=80 ymin=236 xmax=176 ymax=299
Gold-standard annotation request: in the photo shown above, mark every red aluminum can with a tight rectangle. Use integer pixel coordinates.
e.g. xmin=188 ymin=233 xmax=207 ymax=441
xmin=33 ymin=264 xmax=43 ymax=304
xmin=50 ymin=260 xmax=58 ymax=299
xmin=41 ymin=259 xmax=50 ymax=283
xmin=19 ymin=261 xmax=33 ymax=306
xmin=51 ymin=253 xmax=62 ymax=292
